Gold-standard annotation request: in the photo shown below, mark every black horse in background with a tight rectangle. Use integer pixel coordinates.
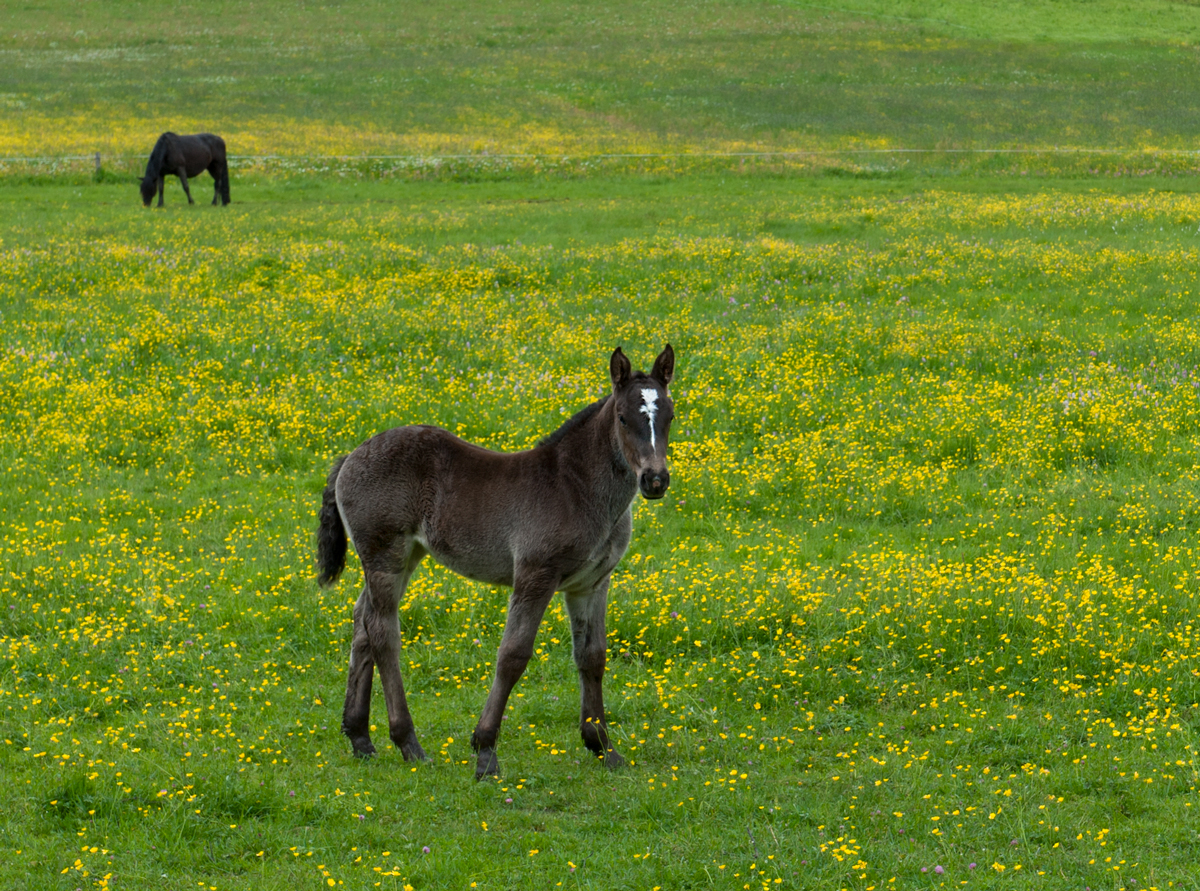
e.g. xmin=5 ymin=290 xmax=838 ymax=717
xmin=140 ymin=132 xmax=230 ymax=207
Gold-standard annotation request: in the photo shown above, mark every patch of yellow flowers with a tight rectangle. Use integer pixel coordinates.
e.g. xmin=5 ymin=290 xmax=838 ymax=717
xmin=3 ymin=187 xmax=1199 ymax=883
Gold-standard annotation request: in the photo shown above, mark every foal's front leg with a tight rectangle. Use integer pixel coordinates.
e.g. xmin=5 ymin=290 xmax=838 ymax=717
xmin=471 ymin=566 xmax=558 ymax=779
xmin=565 ymin=575 xmax=625 ymax=768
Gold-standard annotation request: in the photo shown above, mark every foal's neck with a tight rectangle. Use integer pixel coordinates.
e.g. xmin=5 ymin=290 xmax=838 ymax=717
xmin=552 ymin=397 xmax=637 ymax=510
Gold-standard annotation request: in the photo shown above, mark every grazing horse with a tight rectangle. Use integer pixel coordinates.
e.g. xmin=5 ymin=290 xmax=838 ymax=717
xmin=317 ymin=345 xmax=675 ymax=779
xmin=140 ymin=132 xmax=230 ymax=207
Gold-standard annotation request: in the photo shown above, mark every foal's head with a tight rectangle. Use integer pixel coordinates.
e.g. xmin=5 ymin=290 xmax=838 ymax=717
xmin=610 ymin=344 xmax=675 ymax=499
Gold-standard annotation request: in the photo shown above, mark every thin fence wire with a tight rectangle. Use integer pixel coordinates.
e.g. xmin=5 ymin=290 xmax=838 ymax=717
xmin=1 ymin=147 xmax=1199 ymax=164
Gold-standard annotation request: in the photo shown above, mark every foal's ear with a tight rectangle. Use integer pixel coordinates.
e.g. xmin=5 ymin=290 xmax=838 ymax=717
xmin=610 ymin=346 xmax=631 ymax=389
xmin=650 ymin=344 xmax=675 ymax=388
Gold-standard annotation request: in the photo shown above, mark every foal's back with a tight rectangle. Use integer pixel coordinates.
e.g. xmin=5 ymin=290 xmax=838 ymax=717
xmin=335 ymin=423 xmax=613 ymax=588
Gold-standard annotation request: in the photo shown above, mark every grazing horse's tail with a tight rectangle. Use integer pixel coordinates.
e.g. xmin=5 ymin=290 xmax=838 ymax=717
xmin=208 ymin=135 xmax=231 ymax=205
xmin=215 ymin=158 xmax=231 ymax=205
xmin=316 ymin=455 xmax=349 ymax=587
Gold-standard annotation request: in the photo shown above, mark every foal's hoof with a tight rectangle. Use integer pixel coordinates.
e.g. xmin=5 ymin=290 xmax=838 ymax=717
xmin=601 ymin=748 xmax=627 ymax=770
xmin=350 ymin=739 xmax=376 ymax=758
xmin=475 ymin=748 xmax=500 ymax=780
xmin=397 ymin=738 xmax=429 ymax=763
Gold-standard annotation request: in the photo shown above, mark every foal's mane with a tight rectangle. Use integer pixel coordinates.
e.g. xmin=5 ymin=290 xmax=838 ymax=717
xmin=537 ymin=395 xmax=609 ymax=448
xmin=144 ymin=132 xmax=176 ymax=179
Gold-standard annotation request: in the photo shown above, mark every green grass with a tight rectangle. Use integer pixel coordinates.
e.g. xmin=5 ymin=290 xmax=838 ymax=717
xmin=783 ymin=0 xmax=1200 ymax=41
xmin=3 ymin=0 xmax=1200 ymax=166
xmin=6 ymin=1 xmax=1200 ymax=889
xmin=4 ymin=171 xmax=1200 ymax=890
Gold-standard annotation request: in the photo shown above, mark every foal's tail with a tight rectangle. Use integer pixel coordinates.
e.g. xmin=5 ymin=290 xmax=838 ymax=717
xmin=316 ymin=455 xmax=349 ymax=587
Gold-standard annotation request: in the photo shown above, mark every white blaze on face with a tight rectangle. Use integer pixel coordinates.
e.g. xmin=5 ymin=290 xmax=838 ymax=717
xmin=639 ymin=387 xmax=659 ymax=449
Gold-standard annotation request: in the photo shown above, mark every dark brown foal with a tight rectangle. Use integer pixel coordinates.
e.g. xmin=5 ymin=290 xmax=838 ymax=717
xmin=317 ymin=346 xmax=675 ymax=779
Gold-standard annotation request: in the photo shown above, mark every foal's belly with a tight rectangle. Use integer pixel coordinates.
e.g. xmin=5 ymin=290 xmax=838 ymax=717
xmin=416 ymin=516 xmax=628 ymax=594
xmin=415 ymin=529 xmax=515 ymax=588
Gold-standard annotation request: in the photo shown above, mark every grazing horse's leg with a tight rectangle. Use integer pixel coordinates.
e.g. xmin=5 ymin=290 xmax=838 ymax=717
xmin=178 ymin=168 xmax=194 ymax=204
xmin=471 ymin=565 xmax=559 ymax=779
xmin=361 ymin=547 xmax=428 ymax=762
xmin=157 ymin=176 xmax=165 ymax=208
xmin=565 ymin=575 xmax=625 ymax=768
xmin=209 ymin=159 xmax=227 ymax=205
xmin=341 ymin=586 xmax=376 ymax=756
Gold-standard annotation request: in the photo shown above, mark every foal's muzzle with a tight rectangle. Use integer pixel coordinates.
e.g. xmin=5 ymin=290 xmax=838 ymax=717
xmin=639 ymin=469 xmax=670 ymax=499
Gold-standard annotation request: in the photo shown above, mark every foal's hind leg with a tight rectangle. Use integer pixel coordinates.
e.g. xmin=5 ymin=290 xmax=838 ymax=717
xmin=565 ymin=575 xmax=625 ymax=768
xmin=341 ymin=543 xmax=427 ymax=760
xmin=364 ymin=550 xmax=428 ymax=761
xmin=341 ymin=587 xmax=376 ymax=756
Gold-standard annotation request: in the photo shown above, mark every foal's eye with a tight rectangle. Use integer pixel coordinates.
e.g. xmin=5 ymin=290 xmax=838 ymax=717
xmin=618 ymin=415 xmax=627 ymax=426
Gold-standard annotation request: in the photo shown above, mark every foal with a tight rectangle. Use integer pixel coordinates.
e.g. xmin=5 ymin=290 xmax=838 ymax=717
xmin=317 ymin=346 xmax=675 ymax=778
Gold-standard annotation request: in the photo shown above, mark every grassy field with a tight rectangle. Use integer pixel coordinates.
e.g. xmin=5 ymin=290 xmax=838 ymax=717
xmin=5 ymin=172 xmax=1200 ymax=890
xmin=5 ymin=1 xmax=1200 ymax=890
xmin=3 ymin=0 xmax=1200 ymax=170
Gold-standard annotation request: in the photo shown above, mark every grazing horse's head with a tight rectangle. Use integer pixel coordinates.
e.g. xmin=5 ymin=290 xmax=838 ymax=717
xmin=139 ymin=177 xmax=156 ymax=207
xmin=610 ymin=344 xmax=675 ymax=499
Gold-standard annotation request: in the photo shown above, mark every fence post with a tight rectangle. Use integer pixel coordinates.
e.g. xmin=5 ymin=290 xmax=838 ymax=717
xmin=94 ymin=152 xmax=101 ymax=173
